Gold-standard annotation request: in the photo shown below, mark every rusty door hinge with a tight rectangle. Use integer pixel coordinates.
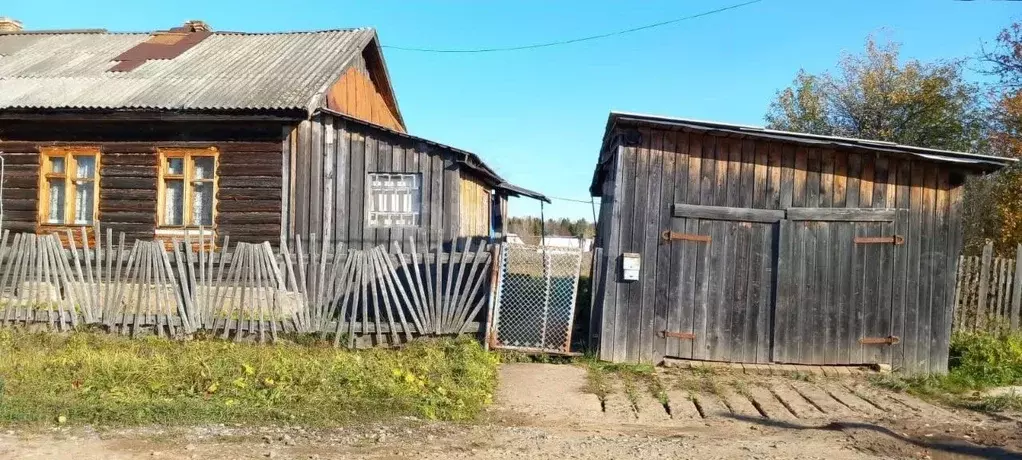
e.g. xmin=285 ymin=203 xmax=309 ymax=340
xmin=659 ymin=330 xmax=696 ymax=340
xmin=859 ymin=336 xmax=901 ymax=345
xmin=661 ymin=231 xmax=711 ymax=244
xmin=854 ymin=235 xmax=905 ymax=245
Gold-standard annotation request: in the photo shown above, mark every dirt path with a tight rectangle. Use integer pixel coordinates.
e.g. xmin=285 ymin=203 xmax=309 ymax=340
xmin=2 ymin=363 xmax=1021 ymax=459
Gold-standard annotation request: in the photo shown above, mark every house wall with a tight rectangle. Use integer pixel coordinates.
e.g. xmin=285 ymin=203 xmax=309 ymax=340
xmin=0 ymin=120 xmax=285 ymax=244
xmin=288 ymin=113 xmax=470 ymax=251
xmin=592 ymin=125 xmax=967 ymax=374
xmin=325 ymin=51 xmax=404 ymax=133
xmin=459 ymin=175 xmax=491 ymax=238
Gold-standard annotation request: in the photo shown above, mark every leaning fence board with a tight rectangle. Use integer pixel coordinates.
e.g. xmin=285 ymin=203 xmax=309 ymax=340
xmin=0 ymin=226 xmax=495 ymax=346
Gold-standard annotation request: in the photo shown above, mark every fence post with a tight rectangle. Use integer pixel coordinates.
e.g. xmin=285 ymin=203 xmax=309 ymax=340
xmin=977 ymin=240 xmax=993 ymax=330
xmin=1013 ymin=243 xmax=1022 ymax=332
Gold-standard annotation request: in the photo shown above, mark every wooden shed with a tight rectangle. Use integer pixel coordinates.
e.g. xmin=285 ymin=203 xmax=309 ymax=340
xmin=589 ymin=112 xmax=1011 ymax=373
xmin=0 ymin=21 xmax=543 ymax=249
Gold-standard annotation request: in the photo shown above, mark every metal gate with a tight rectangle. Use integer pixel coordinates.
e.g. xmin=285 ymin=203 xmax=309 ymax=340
xmin=489 ymin=243 xmax=584 ymax=354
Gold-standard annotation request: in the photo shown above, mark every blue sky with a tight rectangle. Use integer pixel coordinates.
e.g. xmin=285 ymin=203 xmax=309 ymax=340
xmin=6 ymin=0 xmax=1020 ymax=219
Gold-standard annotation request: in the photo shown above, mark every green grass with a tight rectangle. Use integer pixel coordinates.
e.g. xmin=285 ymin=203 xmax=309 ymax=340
xmin=870 ymin=331 xmax=1022 ymax=413
xmin=577 ymin=357 xmax=660 ymax=405
xmin=0 ymin=330 xmax=498 ymax=427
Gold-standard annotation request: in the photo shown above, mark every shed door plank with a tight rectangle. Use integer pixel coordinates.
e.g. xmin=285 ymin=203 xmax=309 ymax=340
xmin=653 ymin=132 xmax=678 ymax=364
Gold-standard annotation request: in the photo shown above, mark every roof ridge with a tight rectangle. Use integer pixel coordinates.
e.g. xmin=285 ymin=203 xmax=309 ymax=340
xmin=0 ymin=27 xmax=373 ymax=37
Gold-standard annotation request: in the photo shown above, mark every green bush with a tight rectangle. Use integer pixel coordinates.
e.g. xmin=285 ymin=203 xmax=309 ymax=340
xmin=0 ymin=330 xmax=497 ymax=426
xmin=947 ymin=331 xmax=1022 ymax=389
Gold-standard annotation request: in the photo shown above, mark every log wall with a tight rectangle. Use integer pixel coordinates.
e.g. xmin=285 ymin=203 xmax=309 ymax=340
xmin=0 ymin=120 xmax=285 ymax=243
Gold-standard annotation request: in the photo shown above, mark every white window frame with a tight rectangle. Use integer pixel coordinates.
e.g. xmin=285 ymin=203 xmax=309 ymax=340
xmin=366 ymin=172 xmax=422 ymax=228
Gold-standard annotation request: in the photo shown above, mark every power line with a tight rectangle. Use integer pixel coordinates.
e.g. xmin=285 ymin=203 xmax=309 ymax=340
xmin=382 ymin=0 xmax=764 ymax=53
xmin=546 ymin=195 xmax=598 ymax=204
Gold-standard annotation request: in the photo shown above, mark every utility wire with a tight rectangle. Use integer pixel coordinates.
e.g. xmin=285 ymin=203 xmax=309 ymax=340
xmin=382 ymin=0 xmax=764 ymax=53
xmin=546 ymin=195 xmax=599 ymax=204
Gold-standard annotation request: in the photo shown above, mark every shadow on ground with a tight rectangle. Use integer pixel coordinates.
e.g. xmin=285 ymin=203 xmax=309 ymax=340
xmin=725 ymin=413 xmax=1022 ymax=459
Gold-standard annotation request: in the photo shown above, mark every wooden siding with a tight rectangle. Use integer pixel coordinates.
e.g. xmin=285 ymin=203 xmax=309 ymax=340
xmin=289 ymin=113 xmax=469 ymax=251
xmin=326 ymin=51 xmax=405 ymax=132
xmin=592 ymin=127 xmax=966 ymax=374
xmin=0 ymin=121 xmax=284 ymax=244
xmin=459 ymin=175 xmax=491 ymax=238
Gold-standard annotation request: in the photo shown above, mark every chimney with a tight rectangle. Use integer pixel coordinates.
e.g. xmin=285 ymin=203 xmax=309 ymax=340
xmin=0 ymin=17 xmax=23 ymax=33
xmin=183 ymin=20 xmax=210 ymax=32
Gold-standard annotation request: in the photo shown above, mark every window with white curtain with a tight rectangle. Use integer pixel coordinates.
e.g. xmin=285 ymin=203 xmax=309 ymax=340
xmin=367 ymin=173 xmax=421 ymax=227
xmin=39 ymin=147 xmax=99 ymax=226
xmin=158 ymin=148 xmax=217 ymax=228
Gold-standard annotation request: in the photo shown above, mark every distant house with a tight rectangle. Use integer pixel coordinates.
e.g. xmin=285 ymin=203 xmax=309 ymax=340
xmin=589 ymin=112 xmax=1012 ymax=374
xmin=0 ymin=19 xmax=545 ymax=248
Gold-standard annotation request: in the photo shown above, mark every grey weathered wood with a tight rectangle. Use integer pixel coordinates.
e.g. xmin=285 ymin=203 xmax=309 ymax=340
xmin=309 ymin=119 xmax=324 ymax=241
xmin=385 ymin=242 xmax=425 ymax=334
xmin=1 ymin=234 xmax=24 ymax=324
xmin=349 ymin=132 xmax=366 ymax=250
xmin=445 ymin=239 xmax=472 ymax=331
xmin=673 ymin=203 xmax=784 ymax=223
xmin=977 ymin=240 xmax=993 ymax=330
xmin=457 ymin=247 xmax=494 ymax=335
xmin=396 ymin=238 xmax=428 ymax=332
xmin=332 ymin=250 xmax=358 ymax=347
xmin=373 ymin=247 xmax=410 ymax=342
xmin=450 ymin=241 xmax=487 ymax=333
xmin=433 ymin=242 xmax=443 ymax=334
xmin=322 ymin=117 xmax=335 ymax=242
xmin=1013 ymin=244 xmax=1022 ymax=330
xmin=785 ymin=207 xmax=898 ymax=222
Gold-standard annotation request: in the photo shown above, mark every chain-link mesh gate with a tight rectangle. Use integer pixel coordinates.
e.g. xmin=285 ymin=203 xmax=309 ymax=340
xmin=489 ymin=243 xmax=583 ymax=353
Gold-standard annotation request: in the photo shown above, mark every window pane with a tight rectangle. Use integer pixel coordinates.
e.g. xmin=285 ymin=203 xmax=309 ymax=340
xmin=164 ymin=180 xmax=184 ymax=225
xmin=47 ymin=179 xmax=65 ymax=224
xmin=50 ymin=157 xmax=65 ymax=174
xmin=74 ymin=156 xmax=96 ymax=179
xmin=193 ymin=157 xmax=214 ymax=180
xmin=73 ymin=181 xmax=94 ymax=224
xmin=192 ymin=182 xmax=213 ymax=226
xmin=166 ymin=158 xmax=184 ymax=175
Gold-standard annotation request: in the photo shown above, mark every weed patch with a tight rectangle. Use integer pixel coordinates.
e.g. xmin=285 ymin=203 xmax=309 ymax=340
xmin=578 ymin=359 xmax=664 ymax=407
xmin=0 ymin=330 xmax=497 ymax=426
xmin=869 ymin=331 xmax=1022 ymax=413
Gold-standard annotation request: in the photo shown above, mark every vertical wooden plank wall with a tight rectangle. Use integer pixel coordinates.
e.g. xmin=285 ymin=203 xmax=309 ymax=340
xmin=459 ymin=175 xmax=492 ymax=238
xmin=593 ymin=126 xmax=966 ymax=373
xmin=290 ymin=114 xmax=469 ymax=251
xmin=325 ymin=52 xmax=405 ymax=133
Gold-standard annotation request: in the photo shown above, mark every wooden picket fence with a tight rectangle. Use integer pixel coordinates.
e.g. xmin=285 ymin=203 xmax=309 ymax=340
xmin=0 ymin=227 xmax=495 ymax=346
xmin=954 ymin=241 xmax=1022 ymax=333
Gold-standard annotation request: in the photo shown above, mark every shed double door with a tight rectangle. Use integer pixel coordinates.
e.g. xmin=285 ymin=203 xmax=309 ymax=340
xmin=664 ymin=205 xmax=904 ymax=366
xmin=772 ymin=209 xmax=905 ymax=365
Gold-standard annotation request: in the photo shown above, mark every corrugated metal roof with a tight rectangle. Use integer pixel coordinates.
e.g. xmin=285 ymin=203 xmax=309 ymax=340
xmin=0 ymin=28 xmax=376 ymax=112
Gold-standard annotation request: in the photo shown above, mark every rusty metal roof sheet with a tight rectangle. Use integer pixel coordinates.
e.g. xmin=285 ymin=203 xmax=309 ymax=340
xmin=0 ymin=28 xmax=376 ymax=112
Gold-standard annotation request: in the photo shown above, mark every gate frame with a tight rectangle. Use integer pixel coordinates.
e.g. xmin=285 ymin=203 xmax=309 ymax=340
xmin=488 ymin=242 xmax=584 ymax=355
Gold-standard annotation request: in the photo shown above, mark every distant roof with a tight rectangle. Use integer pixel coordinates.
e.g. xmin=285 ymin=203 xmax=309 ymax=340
xmin=0 ymin=27 xmax=380 ymax=113
xmin=592 ymin=111 xmax=1013 ymax=195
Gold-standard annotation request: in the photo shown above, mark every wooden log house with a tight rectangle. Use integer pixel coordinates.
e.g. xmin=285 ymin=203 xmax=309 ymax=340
xmin=0 ymin=19 xmax=544 ymax=249
xmin=589 ymin=112 xmax=1012 ymax=373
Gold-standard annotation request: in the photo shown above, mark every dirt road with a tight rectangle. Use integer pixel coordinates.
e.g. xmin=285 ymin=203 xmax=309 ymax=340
xmin=2 ymin=363 xmax=1020 ymax=459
